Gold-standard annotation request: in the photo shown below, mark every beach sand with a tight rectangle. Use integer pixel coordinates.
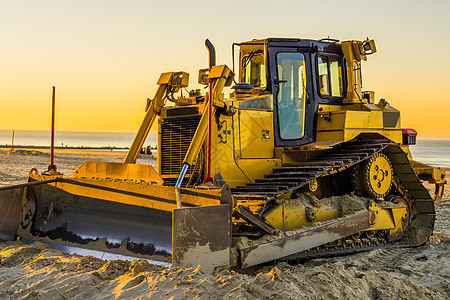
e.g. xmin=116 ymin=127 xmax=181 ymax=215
xmin=0 ymin=149 xmax=448 ymax=299
xmin=0 ymin=148 xmax=155 ymax=187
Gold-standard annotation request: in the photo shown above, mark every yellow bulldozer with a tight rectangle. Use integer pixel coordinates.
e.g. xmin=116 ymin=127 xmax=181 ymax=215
xmin=0 ymin=37 xmax=446 ymax=272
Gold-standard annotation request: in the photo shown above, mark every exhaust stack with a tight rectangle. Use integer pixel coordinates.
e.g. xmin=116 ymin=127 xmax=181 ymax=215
xmin=205 ymin=39 xmax=216 ymax=68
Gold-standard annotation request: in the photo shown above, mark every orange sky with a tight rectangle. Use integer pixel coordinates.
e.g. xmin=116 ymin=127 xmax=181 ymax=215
xmin=1 ymin=1 xmax=449 ymax=138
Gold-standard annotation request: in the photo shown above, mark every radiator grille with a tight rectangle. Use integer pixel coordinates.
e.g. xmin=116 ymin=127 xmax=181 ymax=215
xmin=160 ymin=115 xmax=201 ymax=177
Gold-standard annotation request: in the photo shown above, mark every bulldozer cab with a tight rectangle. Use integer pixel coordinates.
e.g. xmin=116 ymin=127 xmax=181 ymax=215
xmin=239 ymin=38 xmax=344 ymax=147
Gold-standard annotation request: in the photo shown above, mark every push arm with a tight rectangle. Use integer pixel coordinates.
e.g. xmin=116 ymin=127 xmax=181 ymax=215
xmin=124 ymin=73 xmax=172 ymax=164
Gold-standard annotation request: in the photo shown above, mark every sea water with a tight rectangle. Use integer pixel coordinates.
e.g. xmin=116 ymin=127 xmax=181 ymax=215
xmin=0 ymin=130 xmax=157 ymax=149
xmin=410 ymin=138 xmax=450 ymax=168
xmin=1 ymin=130 xmax=448 ymax=167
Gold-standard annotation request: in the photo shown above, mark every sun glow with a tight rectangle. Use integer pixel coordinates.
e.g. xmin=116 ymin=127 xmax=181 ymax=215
xmin=1 ymin=1 xmax=449 ymax=138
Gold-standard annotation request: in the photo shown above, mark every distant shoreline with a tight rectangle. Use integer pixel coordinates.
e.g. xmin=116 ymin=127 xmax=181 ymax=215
xmin=0 ymin=146 xmax=446 ymax=170
xmin=0 ymin=145 xmax=130 ymax=150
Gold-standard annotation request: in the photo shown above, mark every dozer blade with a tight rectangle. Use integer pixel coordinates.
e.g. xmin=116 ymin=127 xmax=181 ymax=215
xmin=0 ymin=179 xmax=59 ymax=241
xmin=19 ymin=180 xmax=172 ymax=262
xmin=0 ymin=185 xmax=24 ymax=241
xmin=2 ymin=174 xmax=223 ymax=264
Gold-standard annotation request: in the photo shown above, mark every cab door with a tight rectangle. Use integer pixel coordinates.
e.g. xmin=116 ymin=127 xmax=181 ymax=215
xmin=269 ymin=49 xmax=316 ymax=147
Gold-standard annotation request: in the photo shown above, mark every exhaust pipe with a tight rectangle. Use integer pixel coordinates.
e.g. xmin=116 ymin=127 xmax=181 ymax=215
xmin=205 ymin=39 xmax=216 ymax=68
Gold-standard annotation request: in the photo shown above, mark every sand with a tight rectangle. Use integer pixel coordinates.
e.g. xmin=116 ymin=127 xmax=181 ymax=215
xmin=0 ymin=148 xmax=156 ymax=187
xmin=0 ymin=238 xmax=448 ymax=299
xmin=0 ymin=149 xmax=449 ymax=299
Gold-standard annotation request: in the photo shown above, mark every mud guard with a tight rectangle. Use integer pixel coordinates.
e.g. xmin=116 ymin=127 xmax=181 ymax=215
xmin=172 ymin=204 xmax=232 ymax=273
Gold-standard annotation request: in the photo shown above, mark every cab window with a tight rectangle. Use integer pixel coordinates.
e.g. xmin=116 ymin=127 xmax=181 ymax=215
xmin=276 ymin=52 xmax=307 ymax=140
xmin=242 ymin=52 xmax=266 ymax=88
xmin=317 ymin=55 xmax=343 ymax=97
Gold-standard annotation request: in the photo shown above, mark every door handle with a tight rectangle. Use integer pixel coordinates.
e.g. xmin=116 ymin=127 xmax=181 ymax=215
xmin=273 ymin=77 xmax=287 ymax=86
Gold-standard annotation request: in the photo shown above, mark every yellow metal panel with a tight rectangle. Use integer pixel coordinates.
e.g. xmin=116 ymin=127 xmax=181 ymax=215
xmin=367 ymin=203 xmax=408 ymax=231
xmin=343 ymin=129 xmax=402 ymax=144
xmin=317 ymin=111 xmax=346 ymax=131
xmin=74 ymin=161 xmax=163 ymax=185
xmin=157 ymin=72 xmax=173 ymax=85
xmin=344 ymin=111 xmax=383 ymax=128
xmin=264 ymin=202 xmax=340 ymax=230
xmin=265 ymin=201 xmax=407 ymax=231
xmin=209 ymin=113 xmax=277 ymax=187
xmin=238 ymin=109 xmax=274 ymax=159
xmin=342 ymin=130 xmax=362 ymax=142
xmin=412 ymin=160 xmax=447 ymax=184
xmin=210 ymin=114 xmax=248 ymax=187
xmin=284 ymin=204 xmax=339 ymax=230
xmin=211 ymin=156 xmax=280 ymax=188
xmin=379 ymin=130 xmax=402 ymax=143
xmin=402 ymin=145 xmax=413 ymax=160
xmin=208 ymin=65 xmax=228 ymax=79
xmin=368 ymin=209 xmax=395 ymax=230
xmin=316 ymin=130 xmax=345 ymax=143
xmin=390 ymin=207 xmax=408 ymax=227
xmin=264 ymin=204 xmax=283 ymax=229
xmin=317 ymin=127 xmax=403 ymax=145
xmin=210 ymin=106 xmax=280 ymax=187
xmin=171 ymin=71 xmax=189 ymax=88
xmin=318 ymin=109 xmax=383 ymax=131
xmin=30 ymin=174 xmax=220 ymax=213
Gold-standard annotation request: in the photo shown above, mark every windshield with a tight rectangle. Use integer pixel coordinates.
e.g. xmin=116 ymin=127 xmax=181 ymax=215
xmin=276 ymin=52 xmax=307 ymax=140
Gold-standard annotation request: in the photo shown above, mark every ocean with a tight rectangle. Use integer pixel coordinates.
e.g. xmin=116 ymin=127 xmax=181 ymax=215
xmin=0 ymin=130 xmax=157 ymax=149
xmin=0 ymin=130 xmax=449 ymax=167
xmin=410 ymin=138 xmax=450 ymax=168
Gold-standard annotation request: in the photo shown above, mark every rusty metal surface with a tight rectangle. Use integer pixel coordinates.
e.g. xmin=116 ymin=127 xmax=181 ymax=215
xmin=0 ymin=186 xmax=23 ymax=241
xmin=172 ymin=204 xmax=231 ymax=272
xmin=238 ymin=210 xmax=371 ymax=269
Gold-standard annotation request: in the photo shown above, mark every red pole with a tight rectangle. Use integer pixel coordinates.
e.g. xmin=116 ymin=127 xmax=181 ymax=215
xmin=203 ymin=39 xmax=215 ymax=184
xmin=205 ymin=83 xmax=213 ymax=183
xmin=48 ymin=86 xmax=56 ymax=172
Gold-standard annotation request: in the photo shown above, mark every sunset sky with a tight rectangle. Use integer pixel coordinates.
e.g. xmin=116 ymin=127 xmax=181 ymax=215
xmin=1 ymin=1 xmax=449 ymax=138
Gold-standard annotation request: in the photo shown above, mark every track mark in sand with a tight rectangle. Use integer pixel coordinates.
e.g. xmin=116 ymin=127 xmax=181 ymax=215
xmin=351 ymin=247 xmax=411 ymax=272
